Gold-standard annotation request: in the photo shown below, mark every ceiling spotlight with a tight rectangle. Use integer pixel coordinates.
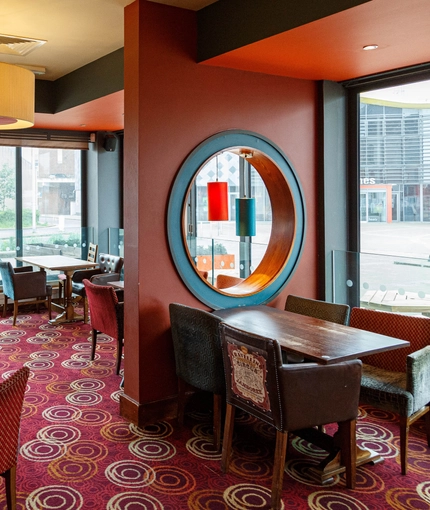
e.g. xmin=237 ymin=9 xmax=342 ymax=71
xmin=363 ymin=44 xmax=378 ymax=51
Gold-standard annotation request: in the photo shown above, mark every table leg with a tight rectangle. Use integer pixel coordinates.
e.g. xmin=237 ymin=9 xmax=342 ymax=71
xmin=294 ymin=427 xmax=383 ymax=484
xmin=49 ymin=271 xmax=84 ymax=324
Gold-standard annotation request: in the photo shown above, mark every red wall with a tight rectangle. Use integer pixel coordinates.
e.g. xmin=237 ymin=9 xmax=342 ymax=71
xmin=123 ymin=0 xmax=318 ymax=409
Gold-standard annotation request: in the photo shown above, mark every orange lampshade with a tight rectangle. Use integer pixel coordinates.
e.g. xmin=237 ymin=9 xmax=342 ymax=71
xmin=207 ymin=181 xmax=228 ymax=221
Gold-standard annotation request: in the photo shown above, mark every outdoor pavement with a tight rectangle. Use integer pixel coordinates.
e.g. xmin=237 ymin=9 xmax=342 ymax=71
xmin=360 ymin=222 xmax=430 ymax=299
xmin=361 ymin=221 xmax=430 ymax=260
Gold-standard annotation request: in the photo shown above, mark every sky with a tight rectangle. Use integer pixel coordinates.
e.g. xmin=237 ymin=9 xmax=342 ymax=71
xmin=361 ymin=79 xmax=430 ymax=106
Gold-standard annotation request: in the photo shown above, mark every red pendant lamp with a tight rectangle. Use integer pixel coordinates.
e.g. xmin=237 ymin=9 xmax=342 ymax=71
xmin=207 ymin=155 xmax=228 ymax=221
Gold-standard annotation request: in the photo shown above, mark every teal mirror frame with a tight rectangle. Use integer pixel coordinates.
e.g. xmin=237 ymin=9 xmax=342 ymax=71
xmin=167 ymin=130 xmax=306 ymax=309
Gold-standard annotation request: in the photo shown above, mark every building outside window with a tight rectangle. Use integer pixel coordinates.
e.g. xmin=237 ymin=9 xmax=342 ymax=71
xmin=0 ymin=146 xmax=86 ymax=278
xmin=356 ymin=80 xmax=430 ymax=311
xmin=360 ymin=81 xmax=430 ymax=223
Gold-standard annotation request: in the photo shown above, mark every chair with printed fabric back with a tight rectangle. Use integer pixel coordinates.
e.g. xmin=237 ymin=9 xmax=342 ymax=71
xmin=220 ymin=323 xmax=362 ymax=510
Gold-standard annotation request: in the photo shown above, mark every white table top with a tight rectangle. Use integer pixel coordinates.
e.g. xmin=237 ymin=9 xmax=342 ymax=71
xmin=16 ymin=255 xmax=98 ymax=272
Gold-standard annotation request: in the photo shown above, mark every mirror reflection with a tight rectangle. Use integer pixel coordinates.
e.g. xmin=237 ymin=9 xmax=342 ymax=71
xmin=183 ymin=149 xmax=272 ymax=292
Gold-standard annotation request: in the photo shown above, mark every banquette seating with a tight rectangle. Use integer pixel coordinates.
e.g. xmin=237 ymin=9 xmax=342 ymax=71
xmin=219 ymin=323 xmax=362 ymax=509
xmin=349 ymin=307 xmax=430 ymax=475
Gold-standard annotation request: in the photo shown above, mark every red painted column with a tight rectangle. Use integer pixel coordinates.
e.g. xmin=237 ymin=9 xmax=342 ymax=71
xmin=121 ymin=0 xmax=318 ymax=426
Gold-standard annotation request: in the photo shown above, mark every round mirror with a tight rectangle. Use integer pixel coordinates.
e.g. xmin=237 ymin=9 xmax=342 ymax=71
xmin=168 ymin=130 xmax=306 ymax=309
xmin=184 ymin=149 xmax=272 ymax=293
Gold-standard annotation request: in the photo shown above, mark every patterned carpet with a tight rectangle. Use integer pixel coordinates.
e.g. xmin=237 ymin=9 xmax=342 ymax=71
xmin=1 ymin=308 xmax=430 ymax=509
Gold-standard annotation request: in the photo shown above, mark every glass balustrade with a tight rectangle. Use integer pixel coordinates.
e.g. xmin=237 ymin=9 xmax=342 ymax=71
xmin=0 ymin=227 xmax=95 ymax=281
xmin=188 ymin=232 xmax=269 ymax=288
xmin=333 ymin=249 xmax=430 ymax=315
xmin=108 ymin=228 xmax=124 ymax=258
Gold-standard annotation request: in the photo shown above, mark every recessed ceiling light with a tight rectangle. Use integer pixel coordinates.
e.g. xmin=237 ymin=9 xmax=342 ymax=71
xmin=363 ymin=44 xmax=378 ymax=51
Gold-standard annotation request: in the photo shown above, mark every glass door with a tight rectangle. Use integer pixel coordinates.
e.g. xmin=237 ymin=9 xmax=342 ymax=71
xmin=367 ymin=191 xmax=386 ymax=222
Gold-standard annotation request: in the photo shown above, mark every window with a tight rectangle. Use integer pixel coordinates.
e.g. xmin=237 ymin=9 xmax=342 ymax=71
xmin=0 ymin=146 xmax=89 ymax=279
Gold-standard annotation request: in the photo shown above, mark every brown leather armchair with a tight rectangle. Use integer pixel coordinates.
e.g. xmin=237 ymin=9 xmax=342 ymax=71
xmin=220 ymin=323 xmax=362 ymax=509
xmin=0 ymin=258 xmax=33 ymax=275
xmin=0 ymin=262 xmax=52 ymax=325
xmin=69 ymin=253 xmax=124 ymax=323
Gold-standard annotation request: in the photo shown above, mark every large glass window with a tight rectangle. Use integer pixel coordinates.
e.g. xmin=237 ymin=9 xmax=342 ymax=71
xmin=0 ymin=147 xmax=17 ymax=259
xmin=357 ymin=79 xmax=430 ymax=311
xmin=0 ymin=146 xmax=87 ymax=278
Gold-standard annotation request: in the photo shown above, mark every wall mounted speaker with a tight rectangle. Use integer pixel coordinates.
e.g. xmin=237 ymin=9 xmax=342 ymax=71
xmin=103 ymin=134 xmax=117 ymax=152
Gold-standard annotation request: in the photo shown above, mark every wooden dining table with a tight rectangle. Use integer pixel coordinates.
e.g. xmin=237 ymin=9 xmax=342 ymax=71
xmin=213 ymin=304 xmax=410 ymax=484
xmin=16 ymin=255 xmax=98 ymax=325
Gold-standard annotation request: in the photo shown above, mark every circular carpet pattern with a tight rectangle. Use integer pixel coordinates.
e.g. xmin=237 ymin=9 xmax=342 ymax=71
xmin=0 ymin=309 xmax=429 ymax=509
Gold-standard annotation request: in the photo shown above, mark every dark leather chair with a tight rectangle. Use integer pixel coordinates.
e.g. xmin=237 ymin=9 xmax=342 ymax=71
xmin=350 ymin=307 xmax=430 ymax=475
xmin=70 ymin=253 xmax=124 ymax=323
xmin=0 ymin=366 xmax=30 ymax=510
xmin=220 ymin=323 xmax=362 ymax=509
xmin=0 ymin=262 xmax=52 ymax=325
xmin=83 ymin=279 xmax=124 ymax=375
xmin=169 ymin=303 xmax=225 ymax=451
